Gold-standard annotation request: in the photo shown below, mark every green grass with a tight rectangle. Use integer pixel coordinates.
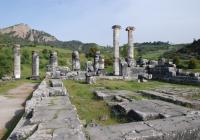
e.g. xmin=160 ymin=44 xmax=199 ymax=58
xmin=64 ymin=79 xmax=200 ymax=125
xmin=64 ymin=80 xmax=120 ymax=125
xmin=0 ymin=79 xmax=40 ymax=95
xmin=105 ymin=66 xmax=113 ymax=74
xmin=141 ymin=50 xmax=167 ymax=60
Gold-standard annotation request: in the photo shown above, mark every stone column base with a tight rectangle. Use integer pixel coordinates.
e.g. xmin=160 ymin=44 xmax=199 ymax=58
xmin=31 ymin=76 xmax=40 ymax=80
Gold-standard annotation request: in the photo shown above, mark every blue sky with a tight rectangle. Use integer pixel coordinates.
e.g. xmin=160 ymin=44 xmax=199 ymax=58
xmin=0 ymin=0 xmax=200 ymax=45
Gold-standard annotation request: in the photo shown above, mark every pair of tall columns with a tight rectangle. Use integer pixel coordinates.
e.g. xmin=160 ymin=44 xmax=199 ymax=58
xmin=13 ymin=44 xmax=39 ymax=80
xmin=112 ymin=25 xmax=135 ymax=76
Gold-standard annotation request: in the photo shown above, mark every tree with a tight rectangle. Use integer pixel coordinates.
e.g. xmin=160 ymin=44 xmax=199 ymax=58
xmin=42 ymin=49 xmax=49 ymax=59
xmin=86 ymin=47 xmax=99 ymax=58
xmin=21 ymin=49 xmax=30 ymax=64
xmin=188 ymin=58 xmax=198 ymax=69
xmin=173 ymin=56 xmax=180 ymax=65
xmin=120 ymin=44 xmax=128 ymax=58
xmin=0 ymin=48 xmax=13 ymax=77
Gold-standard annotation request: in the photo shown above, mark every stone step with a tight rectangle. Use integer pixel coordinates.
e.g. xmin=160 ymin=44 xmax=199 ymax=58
xmin=112 ymin=99 xmax=192 ymax=121
xmin=87 ymin=113 xmax=200 ymax=140
xmin=139 ymin=90 xmax=200 ymax=109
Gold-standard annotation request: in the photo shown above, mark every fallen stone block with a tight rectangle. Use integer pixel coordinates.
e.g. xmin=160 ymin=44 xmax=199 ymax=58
xmin=50 ymin=79 xmax=63 ymax=87
xmin=87 ymin=121 xmax=163 ymax=140
xmin=49 ymin=87 xmax=67 ymax=96
xmin=9 ymin=124 xmax=38 ymax=140
xmin=87 ymin=114 xmax=200 ymax=140
xmin=94 ymin=90 xmax=135 ymax=102
xmin=112 ymin=99 xmax=192 ymax=121
xmin=140 ymin=90 xmax=200 ymax=109
xmin=86 ymin=74 xmax=96 ymax=84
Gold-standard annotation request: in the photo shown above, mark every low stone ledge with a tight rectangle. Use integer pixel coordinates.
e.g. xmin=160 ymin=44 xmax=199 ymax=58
xmin=8 ymin=79 xmax=86 ymax=140
xmin=139 ymin=90 xmax=200 ymax=109
xmin=86 ymin=114 xmax=200 ymax=140
xmin=112 ymin=100 xmax=193 ymax=121
xmin=50 ymin=79 xmax=63 ymax=87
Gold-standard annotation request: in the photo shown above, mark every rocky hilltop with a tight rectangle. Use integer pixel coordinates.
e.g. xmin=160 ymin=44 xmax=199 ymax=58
xmin=0 ymin=23 xmax=57 ymax=43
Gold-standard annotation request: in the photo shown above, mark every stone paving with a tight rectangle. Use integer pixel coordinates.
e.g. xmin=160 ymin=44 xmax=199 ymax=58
xmin=139 ymin=90 xmax=200 ymax=109
xmin=8 ymin=79 xmax=85 ymax=140
xmin=8 ymin=81 xmax=200 ymax=140
xmin=87 ymin=112 xmax=200 ymax=140
xmin=86 ymin=89 xmax=200 ymax=140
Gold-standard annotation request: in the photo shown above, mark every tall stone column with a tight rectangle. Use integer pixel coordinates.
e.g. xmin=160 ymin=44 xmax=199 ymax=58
xmin=112 ymin=25 xmax=121 ymax=76
xmin=49 ymin=51 xmax=58 ymax=73
xmin=126 ymin=26 xmax=135 ymax=66
xmin=13 ymin=44 xmax=21 ymax=79
xmin=32 ymin=51 xmax=39 ymax=80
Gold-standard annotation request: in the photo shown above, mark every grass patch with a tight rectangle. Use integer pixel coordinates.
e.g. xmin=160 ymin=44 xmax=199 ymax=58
xmin=192 ymin=93 xmax=200 ymax=100
xmin=64 ymin=79 xmax=199 ymax=126
xmin=64 ymin=80 xmax=120 ymax=125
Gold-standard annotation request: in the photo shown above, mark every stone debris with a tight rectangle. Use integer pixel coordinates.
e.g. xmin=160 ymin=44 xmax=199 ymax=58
xmin=50 ymin=79 xmax=64 ymax=87
xmin=72 ymin=50 xmax=80 ymax=71
xmin=94 ymin=90 xmax=134 ymax=102
xmin=148 ymin=58 xmax=200 ymax=84
xmin=154 ymin=87 xmax=200 ymax=97
xmin=140 ymin=90 xmax=200 ymax=109
xmin=9 ymin=124 xmax=38 ymax=140
xmin=112 ymin=99 xmax=192 ymax=121
xmin=64 ymin=71 xmax=86 ymax=81
xmin=87 ymin=113 xmax=200 ymax=140
xmin=8 ymin=79 xmax=86 ymax=140
xmin=85 ymin=73 xmax=96 ymax=84
xmin=49 ymin=87 xmax=67 ymax=96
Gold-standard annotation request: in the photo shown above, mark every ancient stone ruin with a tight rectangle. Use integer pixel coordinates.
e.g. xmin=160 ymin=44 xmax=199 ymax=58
xmin=112 ymin=25 xmax=121 ymax=76
xmin=126 ymin=26 xmax=135 ymax=67
xmin=10 ymin=25 xmax=200 ymax=84
xmin=7 ymin=25 xmax=200 ymax=140
xmin=13 ymin=44 xmax=21 ymax=79
xmin=8 ymin=78 xmax=86 ymax=140
xmin=72 ymin=50 xmax=80 ymax=71
xmin=31 ymin=51 xmax=40 ymax=80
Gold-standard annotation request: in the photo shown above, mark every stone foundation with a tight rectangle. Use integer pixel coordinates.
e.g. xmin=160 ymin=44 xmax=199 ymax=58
xmin=8 ymin=79 xmax=86 ymax=140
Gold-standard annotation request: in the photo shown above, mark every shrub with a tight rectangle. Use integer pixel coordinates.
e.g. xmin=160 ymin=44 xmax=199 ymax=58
xmin=0 ymin=49 xmax=13 ymax=77
xmin=173 ymin=56 xmax=180 ymax=65
xmin=188 ymin=58 xmax=198 ymax=69
xmin=21 ymin=50 xmax=30 ymax=64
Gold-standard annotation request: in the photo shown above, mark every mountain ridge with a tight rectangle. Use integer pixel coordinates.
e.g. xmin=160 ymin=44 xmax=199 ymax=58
xmin=0 ymin=23 xmax=57 ymax=43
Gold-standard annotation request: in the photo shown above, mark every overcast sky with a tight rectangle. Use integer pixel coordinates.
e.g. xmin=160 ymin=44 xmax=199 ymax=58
xmin=0 ymin=0 xmax=200 ymax=45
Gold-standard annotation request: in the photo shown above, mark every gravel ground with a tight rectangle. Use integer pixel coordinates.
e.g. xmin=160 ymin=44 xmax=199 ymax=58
xmin=0 ymin=83 xmax=37 ymax=139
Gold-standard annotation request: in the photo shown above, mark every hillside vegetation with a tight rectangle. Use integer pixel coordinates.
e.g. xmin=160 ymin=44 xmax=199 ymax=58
xmin=163 ymin=39 xmax=200 ymax=71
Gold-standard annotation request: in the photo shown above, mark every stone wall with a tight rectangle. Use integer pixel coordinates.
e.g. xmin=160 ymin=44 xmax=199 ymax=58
xmin=8 ymin=78 xmax=86 ymax=140
xmin=149 ymin=60 xmax=200 ymax=84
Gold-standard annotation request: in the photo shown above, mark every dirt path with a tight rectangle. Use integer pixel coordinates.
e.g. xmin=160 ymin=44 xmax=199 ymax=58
xmin=0 ymin=83 xmax=37 ymax=139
